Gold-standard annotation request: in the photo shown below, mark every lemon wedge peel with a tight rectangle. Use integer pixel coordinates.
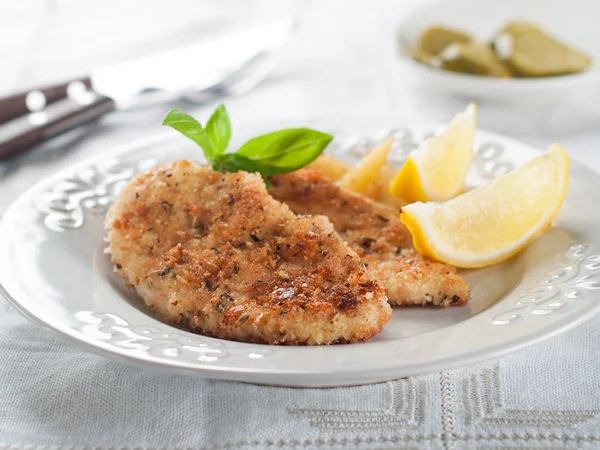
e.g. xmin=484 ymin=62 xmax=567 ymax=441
xmin=400 ymin=144 xmax=569 ymax=269
xmin=390 ymin=103 xmax=477 ymax=203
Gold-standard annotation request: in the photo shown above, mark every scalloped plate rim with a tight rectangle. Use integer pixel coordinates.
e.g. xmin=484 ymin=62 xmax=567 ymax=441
xmin=1 ymin=122 xmax=599 ymax=387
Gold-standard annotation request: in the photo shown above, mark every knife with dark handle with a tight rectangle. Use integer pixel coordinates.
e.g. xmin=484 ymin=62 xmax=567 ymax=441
xmin=0 ymin=90 xmax=115 ymax=160
xmin=0 ymin=20 xmax=292 ymax=160
xmin=0 ymin=77 xmax=93 ymax=125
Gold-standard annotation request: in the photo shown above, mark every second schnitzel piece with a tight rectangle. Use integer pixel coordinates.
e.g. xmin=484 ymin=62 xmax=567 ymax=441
xmin=270 ymin=169 xmax=470 ymax=307
xmin=106 ymin=161 xmax=391 ymax=345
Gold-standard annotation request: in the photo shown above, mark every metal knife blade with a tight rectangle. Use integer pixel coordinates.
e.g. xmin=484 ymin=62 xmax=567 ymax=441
xmin=0 ymin=18 xmax=293 ymax=160
xmin=91 ymin=19 xmax=294 ymax=108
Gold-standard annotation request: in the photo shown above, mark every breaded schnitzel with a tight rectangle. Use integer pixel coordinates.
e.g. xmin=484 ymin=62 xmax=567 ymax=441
xmin=106 ymin=161 xmax=391 ymax=345
xmin=270 ymin=169 xmax=470 ymax=307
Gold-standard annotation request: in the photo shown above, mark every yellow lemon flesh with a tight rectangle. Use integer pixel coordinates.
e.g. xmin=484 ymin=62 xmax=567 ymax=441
xmin=400 ymin=144 xmax=569 ymax=268
xmin=390 ymin=104 xmax=476 ymax=203
xmin=338 ymin=137 xmax=393 ymax=194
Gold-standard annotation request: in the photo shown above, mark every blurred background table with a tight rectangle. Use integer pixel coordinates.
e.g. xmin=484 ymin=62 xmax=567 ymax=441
xmin=2 ymin=1 xmax=600 ymax=449
xmin=3 ymin=0 xmax=600 ymax=212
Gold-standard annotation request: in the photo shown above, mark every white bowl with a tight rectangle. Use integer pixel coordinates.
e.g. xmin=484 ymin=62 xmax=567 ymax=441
xmin=395 ymin=0 xmax=600 ymax=104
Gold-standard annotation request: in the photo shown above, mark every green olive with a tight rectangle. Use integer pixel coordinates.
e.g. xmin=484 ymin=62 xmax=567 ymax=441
xmin=413 ymin=26 xmax=472 ymax=63
xmin=440 ymin=42 xmax=512 ymax=77
xmin=492 ymin=22 xmax=591 ymax=77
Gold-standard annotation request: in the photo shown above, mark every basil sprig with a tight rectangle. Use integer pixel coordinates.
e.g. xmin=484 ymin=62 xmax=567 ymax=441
xmin=163 ymin=105 xmax=333 ymax=184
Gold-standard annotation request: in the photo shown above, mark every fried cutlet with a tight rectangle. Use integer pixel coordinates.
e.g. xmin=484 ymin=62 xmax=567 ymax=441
xmin=105 ymin=161 xmax=391 ymax=345
xmin=270 ymin=169 xmax=470 ymax=307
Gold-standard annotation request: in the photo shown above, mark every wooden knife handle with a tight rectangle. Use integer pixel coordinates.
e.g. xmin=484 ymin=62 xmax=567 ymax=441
xmin=0 ymin=92 xmax=115 ymax=160
xmin=0 ymin=77 xmax=93 ymax=125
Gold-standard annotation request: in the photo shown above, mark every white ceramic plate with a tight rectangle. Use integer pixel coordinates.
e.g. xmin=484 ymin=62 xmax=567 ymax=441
xmin=396 ymin=0 xmax=600 ymax=103
xmin=1 ymin=121 xmax=599 ymax=387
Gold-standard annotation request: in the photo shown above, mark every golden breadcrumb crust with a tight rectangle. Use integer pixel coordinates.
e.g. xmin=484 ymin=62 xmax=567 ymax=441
xmin=106 ymin=161 xmax=391 ymax=345
xmin=270 ymin=169 xmax=470 ymax=307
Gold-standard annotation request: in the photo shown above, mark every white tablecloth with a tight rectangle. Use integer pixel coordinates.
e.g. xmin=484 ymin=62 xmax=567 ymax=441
xmin=2 ymin=1 xmax=600 ymax=449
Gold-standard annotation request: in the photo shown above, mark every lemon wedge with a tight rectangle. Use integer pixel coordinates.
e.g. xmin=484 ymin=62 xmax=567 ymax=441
xmin=338 ymin=137 xmax=393 ymax=194
xmin=400 ymin=144 xmax=569 ymax=268
xmin=390 ymin=104 xmax=476 ymax=203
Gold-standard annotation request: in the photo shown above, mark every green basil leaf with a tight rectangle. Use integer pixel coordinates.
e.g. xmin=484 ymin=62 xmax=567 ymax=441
xmin=236 ymin=128 xmax=333 ymax=175
xmin=213 ymin=153 xmax=262 ymax=173
xmin=237 ymin=128 xmax=332 ymax=160
xmin=162 ymin=108 xmax=334 ymax=184
xmin=205 ymin=104 xmax=231 ymax=156
xmin=213 ymin=153 xmax=271 ymax=187
xmin=163 ymin=109 xmax=215 ymax=161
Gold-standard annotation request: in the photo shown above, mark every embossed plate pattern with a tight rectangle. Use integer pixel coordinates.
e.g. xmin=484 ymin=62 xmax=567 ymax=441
xmin=1 ymin=121 xmax=599 ymax=387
